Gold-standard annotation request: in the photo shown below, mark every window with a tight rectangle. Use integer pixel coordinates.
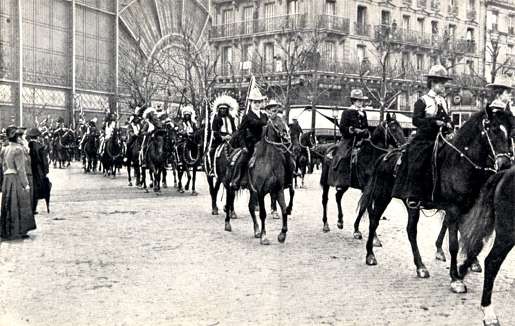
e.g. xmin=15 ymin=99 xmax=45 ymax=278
xmin=357 ymin=45 xmax=366 ymax=63
xmin=402 ymin=52 xmax=410 ymax=69
xmin=222 ymin=46 xmax=233 ymax=74
xmin=508 ymin=45 xmax=514 ymax=64
xmin=466 ymin=28 xmax=474 ymax=41
xmin=509 ymin=16 xmax=515 ymax=34
xmin=325 ymin=0 xmax=336 ymax=16
xmin=222 ymin=8 xmax=234 ymax=36
xmin=431 ymin=21 xmax=439 ymax=34
xmin=492 ymin=11 xmax=498 ymax=31
xmin=399 ymin=92 xmax=410 ymax=112
xmin=357 ymin=6 xmax=368 ymax=35
xmin=242 ymin=44 xmax=253 ymax=63
xmin=287 ymin=0 xmax=299 ymax=15
xmin=243 ymin=6 xmax=253 ymax=34
xmin=325 ymin=41 xmax=336 ymax=62
xmin=430 ymin=55 xmax=437 ymax=66
xmin=417 ymin=18 xmax=425 ymax=33
xmin=466 ymin=60 xmax=474 ymax=74
xmin=448 ymin=24 xmax=456 ymax=40
xmin=416 ymin=54 xmax=424 ymax=71
xmin=381 ymin=10 xmax=391 ymax=25
xmin=468 ymin=0 xmax=475 ymax=9
xmin=264 ymin=43 xmax=274 ymax=63
xmin=264 ymin=3 xmax=275 ymax=31
xmin=402 ymin=15 xmax=411 ymax=30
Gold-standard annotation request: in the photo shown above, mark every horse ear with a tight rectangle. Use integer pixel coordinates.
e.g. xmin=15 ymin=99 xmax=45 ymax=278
xmin=386 ymin=113 xmax=391 ymax=122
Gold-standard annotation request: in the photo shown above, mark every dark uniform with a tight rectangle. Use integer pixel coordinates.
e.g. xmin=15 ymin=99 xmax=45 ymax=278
xmin=229 ymin=109 xmax=268 ymax=189
xmin=289 ymin=120 xmax=303 ymax=145
xmin=28 ymin=138 xmax=49 ymax=213
xmin=209 ymin=112 xmax=236 ymax=170
xmin=329 ymin=107 xmax=369 ymax=189
xmin=394 ymin=90 xmax=453 ymax=203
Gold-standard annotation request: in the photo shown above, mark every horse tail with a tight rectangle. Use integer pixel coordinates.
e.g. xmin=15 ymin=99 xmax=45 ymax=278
xmin=459 ymin=172 xmax=506 ymax=262
xmin=357 ymin=153 xmax=392 ymax=216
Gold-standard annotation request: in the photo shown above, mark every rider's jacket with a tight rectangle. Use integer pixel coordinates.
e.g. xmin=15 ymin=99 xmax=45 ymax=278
xmin=413 ymin=89 xmax=452 ymax=140
xmin=181 ymin=119 xmax=196 ymax=135
xmin=127 ymin=122 xmax=141 ymax=138
xmin=211 ymin=113 xmax=236 ymax=144
xmin=339 ymin=105 xmax=369 ymax=140
xmin=104 ymin=121 xmax=117 ymax=139
xmin=239 ymin=108 xmax=267 ymax=150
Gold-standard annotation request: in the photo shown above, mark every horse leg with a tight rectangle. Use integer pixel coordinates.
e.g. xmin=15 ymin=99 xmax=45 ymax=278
xmin=191 ymin=165 xmax=198 ymax=196
xmin=365 ymin=196 xmax=391 ymax=266
xmin=335 ymin=187 xmax=346 ymax=230
xmin=270 ymin=196 xmax=279 ymax=220
xmin=207 ymin=176 xmax=218 ymax=215
xmin=127 ymin=159 xmax=133 ymax=186
xmin=406 ymin=206 xmax=429 ymax=278
xmin=177 ymin=168 xmax=184 ymax=193
xmin=322 ymin=184 xmax=330 ymax=233
xmin=224 ymin=189 xmax=235 ymax=232
xmin=435 ymin=217 xmax=447 ymax=262
xmin=162 ymin=169 xmax=168 ymax=189
xmin=286 ymin=184 xmax=294 ymax=215
xmin=185 ymin=169 xmax=191 ymax=191
xmin=248 ymin=192 xmax=260 ymax=238
xmin=258 ymin=194 xmax=270 ymax=245
xmin=447 ymin=215 xmax=467 ymax=293
xmin=277 ymin=190 xmax=288 ymax=243
xmin=353 ymin=196 xmax=368 ymax=240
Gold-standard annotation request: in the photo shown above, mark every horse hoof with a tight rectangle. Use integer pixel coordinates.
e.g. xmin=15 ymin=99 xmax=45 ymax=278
xmin=323 ymin=224 xmax=330 ymax=233
xmin=373 ymin=236 xmax=383 ymax=247
xmin=128 ymin=182 xmax=133 ymax=187
xmin=482 ymin=306 xmax=500 ymax=326
xmin=260 ymin=237 xmax=271 ymax=245
xmin=366 ymin=254 xmax=377 ymax=266
xmin=417 ymin=267 xmax=430 ymax=278
xmin=212 ymin=208 xmax=219 ymax=215
xmin=230 ymin=211 xmax=238 ymax=219
xmin=224 ymin=222 xmax=232 ymax=232
xmin=191 ymin=191 xmax=198 ymax=196
xmin=450 ymin=280 xmax=467 ymax=293
xmin=337 ymin=221 xmax=343 ymax=229
xmin=483 ymin=318 xmax=500 ymax=326
xmin=144 ymin=189 xmax=149 ymax=193
xmin=435 ymin=249 xmax=446 ymax=262
xmin=471 ymin=261 xmax=482 ymax=273
xmin=353 ymin=231 xmax=362 ymax=240
xmin=162 ymin=184 xmax=168 ymax=189
xmin=271 ymin=211 xmax=280 ymax=220
xmin=254 ymin=229 xmax=261 ymax=238
xmin=278 ymin=232 xmax=287 ymax=243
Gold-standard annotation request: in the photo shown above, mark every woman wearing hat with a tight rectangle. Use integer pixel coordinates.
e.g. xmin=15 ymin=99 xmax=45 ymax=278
xmin=330 ymin=88 xmax=370 ymax=190
xmin=400 ymin=65 xmax=454 ymax=208
xmin=229 ymin=87 xmax=268 ymax=189
xmin=0 ymin=126 xmax=36 ymax=240
xmin=27 ymin=128 xmax=49 ymax=214
xmin=486 ymin=76 xmax=513 ymax=112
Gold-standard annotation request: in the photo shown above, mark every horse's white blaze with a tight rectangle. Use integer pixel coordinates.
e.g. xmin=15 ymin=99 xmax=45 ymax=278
xmin=481 ymin=304 xmax=498 ymax=323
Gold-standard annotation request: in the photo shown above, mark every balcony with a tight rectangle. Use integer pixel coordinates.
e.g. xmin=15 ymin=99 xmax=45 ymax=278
xmin=317 ymin=15 xmax=350 ymax=34
xmin=448 ymin=4 xmax=459 ymax=16
xmin=431 ymin=0 xmax=440 ymax=11
xmin=402 ymin=0 xmax=412 ymax=5
xmin=354 ymin=23 xmax=371 ymax=37
xmin=466 ymin=10 xmax=476 ymax=21
xmin=418 ymin=0 xmax=427 ymax=9
xmin=210 ymin=14 xmax=308 ymax=39
xmin=450 ymin=39 xmax=477 ymax=54
xmin=373 ymin=24 xmax=437 ymax=48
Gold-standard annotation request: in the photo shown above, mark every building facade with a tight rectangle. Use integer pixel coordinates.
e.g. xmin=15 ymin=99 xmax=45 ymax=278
xmin=209 ymin=0 xmax=486 ymax=125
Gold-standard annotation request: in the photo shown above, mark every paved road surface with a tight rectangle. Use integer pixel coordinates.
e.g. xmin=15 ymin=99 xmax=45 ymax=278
xmin=0 ymin=164 xmax=514 ymax=325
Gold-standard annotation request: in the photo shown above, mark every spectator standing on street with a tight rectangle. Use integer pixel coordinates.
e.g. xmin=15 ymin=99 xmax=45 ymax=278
xmin=26 ymin=127 xmax=50 ymax=215
xmin=0 ymin=126 xmax=36 ymax=240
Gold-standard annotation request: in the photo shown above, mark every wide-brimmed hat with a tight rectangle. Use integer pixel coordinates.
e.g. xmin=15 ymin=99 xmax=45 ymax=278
xmin=265 ymin=99 xmax=283 ymax=110
xmin=5 ymin=126 xmax=24 ymax=139
xmin=143 ymin=107 xmax=157 ymax=119
xmin=26 ymin=127 xmax=42 ymax=138
xmin=350 ymin=89 xmax=368 ymax=100
xmin=247 ymin=87 xmax=267 ymax=101
xmin=486 ymin=74 xmax=513 ymax=90
xmin=424 ymin=65 xmax=453 ymax=80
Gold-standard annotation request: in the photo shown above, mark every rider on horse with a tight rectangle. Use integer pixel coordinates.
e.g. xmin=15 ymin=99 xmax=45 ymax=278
xmin=79 ymin=118 xmax=99 ymax=151
xmin=402 ymin=65 xmax=454 ymax=208
xmin=229 ymin=87 xmax=268 ymax=190
xmin=208 ymin=95 xmax=238 ymax=177
xmin=126 ymin=108 xmax=142 ymax=156
xmin=330 ymin=88 xmax=370 ymax=190
xmin=289 ymin=117 xmax=303 ymax=145
xmin=99 ymin=112 xmax=117 ymax=156
xmin=139 ymin=106 xmax=160 ymax=168
xmin=179 ymin=105 xmax=197 ymax=136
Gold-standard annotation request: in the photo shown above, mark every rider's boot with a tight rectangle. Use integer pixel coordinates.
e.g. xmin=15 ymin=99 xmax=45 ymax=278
xmin=230 ymin=150 xmax=248 ymax=190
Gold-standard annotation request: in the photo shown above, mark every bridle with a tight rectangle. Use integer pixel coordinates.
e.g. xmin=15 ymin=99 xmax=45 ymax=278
xmin=264 ymin=117 xmax=292 ymax=154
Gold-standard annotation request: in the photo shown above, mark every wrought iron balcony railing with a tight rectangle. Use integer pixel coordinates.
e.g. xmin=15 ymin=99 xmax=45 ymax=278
xmin=402 ymin=0 xmax=412 ymax=5
xmin=373 ymin=24 xmax=438 ymax=48
xmin=354 ymin=23 xmax=371 ymax=37
xmin=418 ymin=0 xmax=427 ymax=9
xmin=431 ymin=0 xmax=440 ymax=11
xmin=317 ymin=14 xmax=350 ymax=34
xmin=449 ymin=39 xmax=477 ymax=54
xmin=466 ymin=10 xmax=476 ymax=21
xmin=448 ymin=4 xmax=459 ymax=15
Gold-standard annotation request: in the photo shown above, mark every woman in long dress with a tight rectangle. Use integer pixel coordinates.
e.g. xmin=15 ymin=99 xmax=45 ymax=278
xmin=0 ymin=126 xmax=36 ymax=240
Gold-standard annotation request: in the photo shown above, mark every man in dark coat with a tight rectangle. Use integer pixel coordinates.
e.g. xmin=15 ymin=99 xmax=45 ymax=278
xmin=289 ymin=117 xmax=303 ymax=145
xmin=26 ymin=128 xmax=49 ymax=214
xmin=209 ymin=101 xmax=237 ymax=176
xmin=229 ymin=88 xmax=267 ymax=189
xmin=394 ymin=65 xmax=454 ymax=208
xmin=329 ymin=88 xmax=370 ymax=190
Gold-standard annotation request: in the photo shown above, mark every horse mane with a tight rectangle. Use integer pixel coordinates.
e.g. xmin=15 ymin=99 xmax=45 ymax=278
xmin=452 ymin=110 xmax=485 ymax=148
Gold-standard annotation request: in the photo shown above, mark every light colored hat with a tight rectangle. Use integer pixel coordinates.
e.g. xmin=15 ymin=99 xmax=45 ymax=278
xmin=486 ymin=74 xmax=513 ymax=90
xmin=350 ymin=89 xmax=368 ymax=100
xmin=91 ymin=117 xmax=98 ymax=124
xmin=135 ymin=106 xmax=143 ymax=115
xmin=181 ymin=105 xmax=195 ymax=116
xmin=247 ymin=87 xmax=267 ymax=101
xmin=489 ymin=99 xmax=509 ymax=110
xmin=143 ymin=107 xmax=157 ymax=119
xmin=425 ymin=65 xmax=453 ymax=80
xmin=265 ymin=99 xmax=283 ymax=110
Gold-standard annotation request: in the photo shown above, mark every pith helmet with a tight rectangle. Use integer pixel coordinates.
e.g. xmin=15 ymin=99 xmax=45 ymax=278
xmin=425 ymin=65 xmax=453 ymax=80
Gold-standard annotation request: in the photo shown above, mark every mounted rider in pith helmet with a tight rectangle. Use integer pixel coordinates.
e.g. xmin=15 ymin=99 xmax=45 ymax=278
xmin=397 ymin=64 xmax=454 ymax=208
xmin=208 ymin=94 xmax=239 ymax=177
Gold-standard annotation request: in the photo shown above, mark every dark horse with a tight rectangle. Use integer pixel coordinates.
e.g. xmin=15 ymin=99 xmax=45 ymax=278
xmin=293 ymin=131 xmax=317 ymax=189
xmin=458 ymin=165 xmax=515 ymax=326
xmin=223 ymin=114 xmax=294 ymax=245
xmin=142 ymin=129 xmax=166 ymax=193
xmin=83 ymin=132 xmax=99 ymax=173
xmin=176 ymin=128 xmax=203 ymax=195
xmin=320 ymin=116 xmax=406 ymax=237
xmin=101 ymin=128 xmax=123 ymax=177
xmin=52 ymin=129 xmax=75 ymax=168
xmin=127 ymin=135 xmax=143 ymax=187
xmin=357 ymin=107 xmax=513 ymax=293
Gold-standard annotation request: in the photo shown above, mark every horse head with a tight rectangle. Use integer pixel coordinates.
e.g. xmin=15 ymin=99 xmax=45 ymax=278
xmin=265 ymin=114 xmax=291 ymax=144
xmin=454 ymin=107 xmax=513 ymax=172
xmin=372 ymin=115 xmax=407 ymax=148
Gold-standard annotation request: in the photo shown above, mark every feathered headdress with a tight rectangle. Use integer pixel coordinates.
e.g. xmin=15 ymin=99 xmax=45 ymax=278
xmin=210 ymin=94 xmax=240 ymax=123
xmin=180 ymin=105 xmax=196 ymax=122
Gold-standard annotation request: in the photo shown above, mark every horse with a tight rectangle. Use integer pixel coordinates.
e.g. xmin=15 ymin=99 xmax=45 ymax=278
xmin=357 ymin=107 xmax=513 ymax=293
xmin=100 ymin=128 xmax=124 ymax=178
xmin=458 ymin=165 xmax=515 ymax=326
xmin=176 ymin=128 xmax=203 ymax=195
xmin=126 ymin=134 xmax=143 ymax=187
xmin=141 ymin=129 xmax=166 ymax=193
xmin=223 ymin=113 xmax=294 ymax=245
xmin=320 ymin=115 xmax=407 ymax=238
xmin=51 ymin=129 xmax=74 ymax=168
xmin=83 ymin=132 xmax=99 ymax=173
xmin=293 ymin=131 xmax=317 ymax=188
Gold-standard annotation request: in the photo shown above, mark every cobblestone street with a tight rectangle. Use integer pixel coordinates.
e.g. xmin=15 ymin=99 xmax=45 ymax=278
xmin=0 ymin=164 xmax=514 ymax=326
